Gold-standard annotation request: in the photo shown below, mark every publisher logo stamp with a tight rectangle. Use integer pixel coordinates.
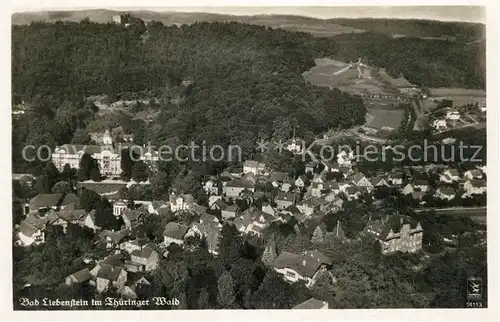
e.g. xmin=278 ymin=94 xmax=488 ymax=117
xmin=466 ymin=276 xmax=484 ymax=307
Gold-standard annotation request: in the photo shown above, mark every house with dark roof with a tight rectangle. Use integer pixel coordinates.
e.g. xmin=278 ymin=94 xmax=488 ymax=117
xmin=17 ymin=221 xmax=46 ymax=247
xmin=364 ymin=219 xmax=423 ymax=254
xmin=99 ymin=229 xmax=130 ymax=249
xmin=272 ymin=249 xmax=332 ymax=288
xmin=292 ymin=297 xmax=329 ymax=309
xmin=147 ymin=201 xmax=169 ymax=215
xmin=28 ymin=193 xmax=80 ymax=213
xmin=275 ymin=192 xmax=296 ymax=210
xmin=370 ymin=177 xmax=389 ymax=187
xmin=245 ymin=211 xmax=274 ymax=238
xmin=126 ymin=246 xmax=159 ymax=272
xmin=117 ymin=273 xmax=151 ymax=300
xmin=122 ymin=209 xmax=145 ymax=229
xmin=65 ymin=268 xmax=92 ymax=286
xmin=203 ymin=178 xmax=221 ymax=195
xmin=51 ymin=209 xmax=87 ymax=233
xmin=169 ymin=192 xmax=194 ymax=212
xmin=261 ymin=202 xmax=277 ymax=217
xmin=221 ymin=204 xmax=239 ymax=220
xmin=294 ymin=175 xmax=311 ymax=189
xmin=95 ymin=264 xmax=127 ymax=293
xmin=223 ymin=179 xmax=255 ymax=198
xmin=243 ymin=160 xmax=266 ymax=175
xmin=348 ymin=173 xmax=373 ymax=188
xmin=463 ymin=179 xmax=487 ymax=196
xmin=386 ymin=172 xmax=403 ymax=186
xmin=296 ymin=198 xmax=321 ymax=217
xmin=434 ymin=187 xmax=456 ymax=200
xmin=345 ymin=186 xmax=362 ymax=200
xmin=464 ymin=169 xmax=484 ymax=180
xmin=12 ymin=173 xmax=35 ymax=187
xmin=304 ymin=161 xmax=319 ymax=174
xmin=208 ymin=195 xmax=222 ymax=209
xmin=185 ymin=219 xmax=222 ymax=255
xmin=440 ymin=169 xmax=460 ymax=183
xmin=162 ymin=222 xmax=189 ymax=246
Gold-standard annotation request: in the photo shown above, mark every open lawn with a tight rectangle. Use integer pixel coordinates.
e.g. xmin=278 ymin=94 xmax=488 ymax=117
xmin=302 ymin=59 xmax=358 ymax=88
xmin=364 ymin=108 xmax=405 ymax=130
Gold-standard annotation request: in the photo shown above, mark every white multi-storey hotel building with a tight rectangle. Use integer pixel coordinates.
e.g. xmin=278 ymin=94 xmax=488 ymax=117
xmin=52 ymin=130 xmax=158 ymax=176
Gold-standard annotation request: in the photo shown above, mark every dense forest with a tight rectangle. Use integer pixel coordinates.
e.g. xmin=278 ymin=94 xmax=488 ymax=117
xmin=12 ymin=20 xmax=368 ymax=173
xmin=11 ymin=19 xmax=485 ymax=176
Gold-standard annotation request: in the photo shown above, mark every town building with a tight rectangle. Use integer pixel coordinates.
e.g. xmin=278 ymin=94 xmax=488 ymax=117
xmin=52 ymin=129 xmax=158 ymax=177
xmin=272 ymin=249 xmax=332 ymax=288
xmin=292 ymin=297 xmax=329 ymax=309
xmin=364 ymin=220 xmax=423 ymax=254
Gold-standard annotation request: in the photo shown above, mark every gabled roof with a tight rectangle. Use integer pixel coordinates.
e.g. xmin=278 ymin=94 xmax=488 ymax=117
xmin=438 ymin=187 xmax=456 ymax=196
xmin=68 ymin=268 xmax=92 ymax=283
xmin=99 ymin=229 xmax=129 ymax=244
xmin=272 ymin=249 xmax=331 ymax=278
xmin=413 ymin=180 xmax=429 ymax=186
xmin=59 ymin=193 xmax=80 ymax=207
xmin=130 ymin=246 xmax=156 ymax=259
xmin=465 ymin=169 xmax=483 ymax=177
xmin=162 ymin=222 xmax=189 ymax=240
xmin=96 ymin=264 xmax=125 ymax=281
xmin=122 ymin=209 xmax=143 ymax=222
xmin=225 ymin=179 xmax=255 ymax=189
xmin=276 ymin=192 xmax=295 ymax=202
xmin=200 ymin=213 xmax=220 ymax=224
xmin=411 ymin=191 xmax=425 ymax=200
xmin=18 ymin=222 xmax=40 ymax=237
xmin=243 ymin=160 xmax=259 ymax=168
xmin=270 ymin=172 xmax=288 ymax=183
xmin=469 ymin=179 xmax=486 ymax=188
xmin=29 ymin=193 xmax=64 ymax=210
xmin=292 ymin=297 xmax=327 ymax=309
xmin=364 ymin=220 xmax=391 ymax=241
xmin=348 ymin=173 xmax=366 ymax=183
xmin=57 ymin=209 xmax=87 ymax=222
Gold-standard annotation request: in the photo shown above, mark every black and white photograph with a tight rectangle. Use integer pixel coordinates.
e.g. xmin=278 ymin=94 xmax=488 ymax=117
xmin=4 ymin=2 xmax=498 ymax=320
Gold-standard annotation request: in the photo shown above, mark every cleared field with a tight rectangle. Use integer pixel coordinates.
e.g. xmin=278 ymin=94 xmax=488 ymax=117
xmin=429 ymin=88 xmax=486 ymax=97
xmin=339 ymin=78 xmax=387 ymax=95
xmin=302 ymin=60 xmax=358 ymax=89
xmin=364 ymin=108 xmax=404 ymax=130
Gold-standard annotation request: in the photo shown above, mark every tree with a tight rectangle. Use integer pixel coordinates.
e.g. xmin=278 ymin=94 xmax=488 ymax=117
xmin=218 ymin=223 xmax=244 ymax=268
xmin=90 ymin=167 xmax=101 ymax=182
xmin=78 ymin=153 xmax=100 ymax=181
xmin=51 ymin=181 xmax=72 ymax=193
xmin=131 ymin=161 xmax=149 ymax=182
xmin=197 ymin=287 xmax=212 ymax=309
xmin=79 ymin=188 xmax=101 ymax=212
xmin=251 ymin=271 xmax=309 ymax=309
xmin=217 ymin=270 xmax=236 ymax=308
xmin=120 ymin=149 xmax=136 ymax=180
xmin=311 ymin=225 xmax=325 ymax=244
xmin=261 ymin=235 xmax=278 ymax=267
xmin=95 ymin=197 xmax=122 ymax=231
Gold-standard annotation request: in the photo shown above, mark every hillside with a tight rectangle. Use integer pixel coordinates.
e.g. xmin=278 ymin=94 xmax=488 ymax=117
xmin=328 ymin=18 xmax=485 ymax=42
xmin=12 ymin=10 xmax=365 ymax=37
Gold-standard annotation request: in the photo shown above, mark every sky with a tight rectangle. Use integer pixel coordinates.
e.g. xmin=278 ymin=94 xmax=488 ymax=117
xmin=13 ymin=5 xmax=486 ymax=23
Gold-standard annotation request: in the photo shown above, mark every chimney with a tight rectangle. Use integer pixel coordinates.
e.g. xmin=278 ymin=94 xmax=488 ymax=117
xmin=302 ymin=260 xmax=306 ymax=266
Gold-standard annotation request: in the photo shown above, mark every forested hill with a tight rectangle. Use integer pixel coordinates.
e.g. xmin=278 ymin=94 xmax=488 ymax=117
xmin=11 ymin=20 xmax=366 ymax=172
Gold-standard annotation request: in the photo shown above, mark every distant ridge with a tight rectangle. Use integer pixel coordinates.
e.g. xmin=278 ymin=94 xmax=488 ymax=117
xmin=11 ymin=9 xmax=485 ymax=40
